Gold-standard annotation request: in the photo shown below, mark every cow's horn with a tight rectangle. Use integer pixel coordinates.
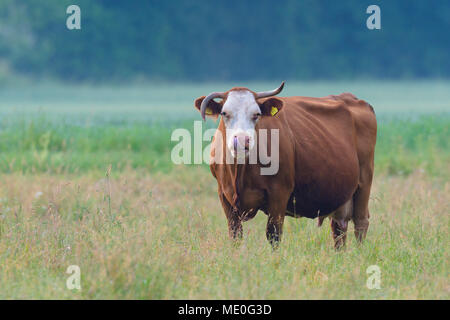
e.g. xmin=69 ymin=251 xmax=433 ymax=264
xmin=255 ymin=81 xmax=285 ymax=99
xmin=200 ymin=92 xmax=226 ymax=120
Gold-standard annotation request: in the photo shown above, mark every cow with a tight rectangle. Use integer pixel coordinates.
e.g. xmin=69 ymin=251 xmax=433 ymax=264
xmin=194 ymin=82 xmax=377 ymax=249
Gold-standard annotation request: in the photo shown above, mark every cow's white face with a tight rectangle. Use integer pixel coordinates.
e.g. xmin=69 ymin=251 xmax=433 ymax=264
xmin=221 ymin=90 xmax=261 ymax=158
xmin=194 ymin=82 xmax=285 ymax=160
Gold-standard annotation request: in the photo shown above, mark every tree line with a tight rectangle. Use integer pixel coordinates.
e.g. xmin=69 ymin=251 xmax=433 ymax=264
xmin=0 ymin=0 xmax=449 ymax=82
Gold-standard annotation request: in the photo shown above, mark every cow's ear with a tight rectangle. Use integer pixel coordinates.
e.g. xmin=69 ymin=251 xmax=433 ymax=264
xmin=194 ymin=96 xmax=223 ymax=119
xmin=258 ymin=97 xmax=284 ymax=117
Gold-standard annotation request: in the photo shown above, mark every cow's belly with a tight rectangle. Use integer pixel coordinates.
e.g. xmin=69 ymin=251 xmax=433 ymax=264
xmin=289 ymin=136 xmax=360 ymax=218
xmin=289 ymin=165 xmax=359 ymax=219
xmin=287 ymin=184 xmax=356 ymax=219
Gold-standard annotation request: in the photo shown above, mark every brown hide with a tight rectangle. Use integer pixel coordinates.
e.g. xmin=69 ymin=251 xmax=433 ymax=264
xmin=209 ymin=92 xmax=377 ymax=221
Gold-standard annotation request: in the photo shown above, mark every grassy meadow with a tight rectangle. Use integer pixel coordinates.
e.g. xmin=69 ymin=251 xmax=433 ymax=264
xmin=0 ymin=81 xmax=448 ymax=299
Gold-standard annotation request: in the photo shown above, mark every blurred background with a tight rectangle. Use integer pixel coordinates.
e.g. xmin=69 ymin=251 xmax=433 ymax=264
xmin=1 ymin=0 xmax=449 ymax=82
xmin=0 ymin=0 xmax=448 ymax=175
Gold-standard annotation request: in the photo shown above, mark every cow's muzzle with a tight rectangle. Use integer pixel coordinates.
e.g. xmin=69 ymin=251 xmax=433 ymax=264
xmin=231 ymin=132 xmax=253 ymax=158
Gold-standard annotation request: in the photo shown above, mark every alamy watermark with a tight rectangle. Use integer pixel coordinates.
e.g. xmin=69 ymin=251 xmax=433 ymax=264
xmin=171 ymin=121 xmax=280 ymax=175
xmin=66 ymin=265 xmax=81 ymax=291
xmin=65 ymin=5 xmax=380 ymax=31
xmin=366 ymin=265 xmax=381 ymax=289
xmin=66 ymin=5 xmax=81 ymax=30
xmin=366 ymin=5 xmax=381 ymax=30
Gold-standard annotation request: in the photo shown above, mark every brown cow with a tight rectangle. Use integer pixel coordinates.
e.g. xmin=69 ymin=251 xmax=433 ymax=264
xmin=194 ymin=82 xmax=377 ymax=249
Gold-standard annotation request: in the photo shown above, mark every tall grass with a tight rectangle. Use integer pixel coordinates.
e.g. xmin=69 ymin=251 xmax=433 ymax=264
xmin=0 ymin=168 xmax=447 ymax=299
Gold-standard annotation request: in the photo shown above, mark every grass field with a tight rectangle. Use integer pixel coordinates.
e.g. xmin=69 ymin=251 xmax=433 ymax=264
xmin=0 ymin=81 xmax=448 ymax=299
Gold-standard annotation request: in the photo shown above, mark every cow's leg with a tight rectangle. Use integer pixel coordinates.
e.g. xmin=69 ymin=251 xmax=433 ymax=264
xmin=352 ymin=161 xmax=374 ymax=243
xmin=330 ymin=219 xmax=347 ymax=249
xmin=330 ymin=199 xmax=352 ymax=250
xmin=265 ymin=194 xmax=290 ymax=249
xmin=219 ymin=192 xmax=242 ymax=240
xmin=228 ymin=215 xmax=243 ymax=240
xmin=266 ymin=215 xmax=283 ymax=249
xmin=352 ymin=187 xmax=370 ymax=242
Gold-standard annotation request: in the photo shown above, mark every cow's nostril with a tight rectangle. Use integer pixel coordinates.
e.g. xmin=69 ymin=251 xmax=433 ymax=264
xmin=233 ymin=135 xmax=251 ymax=151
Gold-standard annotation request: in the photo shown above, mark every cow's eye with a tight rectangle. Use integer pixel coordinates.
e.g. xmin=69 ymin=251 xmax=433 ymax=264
xmin=253 ymin=113 xmax=261 ymax=120
xmin=221 ymin=111 xmax=230 ymax=118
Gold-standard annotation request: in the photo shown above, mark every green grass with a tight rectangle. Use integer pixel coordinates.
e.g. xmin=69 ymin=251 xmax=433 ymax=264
xmin=376 ymin=114 xmax=449 ymax=177
xmin=0 ymin=113 xmax=448 ymax=178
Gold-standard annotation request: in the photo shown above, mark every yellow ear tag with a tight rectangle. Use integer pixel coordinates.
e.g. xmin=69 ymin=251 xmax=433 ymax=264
xmin=205 ymin=107 xmax=213 ymax=115
xmin=270 ymin=106 xmax=278 ymax=116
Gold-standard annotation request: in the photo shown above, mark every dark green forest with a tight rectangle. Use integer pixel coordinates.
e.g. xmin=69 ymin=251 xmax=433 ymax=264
xmin=0 ymin=0 xmax=449 ymax=82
